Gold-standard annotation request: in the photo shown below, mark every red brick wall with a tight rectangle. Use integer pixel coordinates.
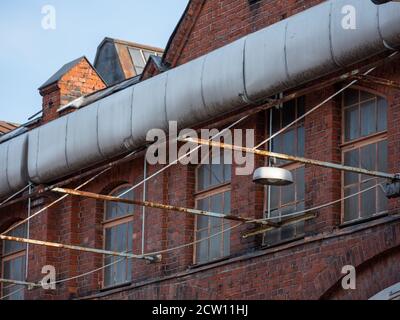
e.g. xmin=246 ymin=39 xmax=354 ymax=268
xmin=39 ymin=58 xmax=106 ymax=123
xmin=1 ymin=0 xmax=400 ymax=300
xmin=88 ymin=216 xmax=400 ymax=300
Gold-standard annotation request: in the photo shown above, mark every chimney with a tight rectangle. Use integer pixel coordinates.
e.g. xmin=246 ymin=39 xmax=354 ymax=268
xmin=38 ymin=56 xmax=106 ymax=123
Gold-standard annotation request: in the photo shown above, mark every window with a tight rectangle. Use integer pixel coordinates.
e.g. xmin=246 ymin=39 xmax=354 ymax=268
xmin=342 ymin=88 xmax=388 ymax=223
xmin=195 ymin=153 xmax=231 ymax=264
xmin=271 ymin=96 xmax=305 ymax=164
xmin=103 ymin=186 xmax=134 ymax=288
xmin=264 ymin=97 xmax=306 ymax=246
xmin=1 ymin=223 xmax=27 ymax=300
xmin=128 ymin=48 xmax=161 ymax=75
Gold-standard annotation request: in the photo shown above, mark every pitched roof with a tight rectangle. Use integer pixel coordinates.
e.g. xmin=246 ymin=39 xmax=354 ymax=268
xmin=162 ymin=0 xmax=205 ymax=67
xmin=94 ymin=37 xmax=164 ymax=86
xmin=38 ymin=56 xmax=102 ymax=90
xmin=0 ymin=121 xmax=19 ymax=135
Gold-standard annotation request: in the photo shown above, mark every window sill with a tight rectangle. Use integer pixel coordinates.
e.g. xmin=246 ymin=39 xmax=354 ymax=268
xmin=188 ymin=255 xmax=233 ymax=270
xmin=339 ymin=212 xmax=388 ymax=229
xmin=261 ymin=234 xmax=306 ymax=250
xmin=100 ymin=281 xmax=132 ymax=293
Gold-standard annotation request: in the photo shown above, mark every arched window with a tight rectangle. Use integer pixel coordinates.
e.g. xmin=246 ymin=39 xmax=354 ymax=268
xmin=342 ymin=88 xmax=388 ymax=223
xmin=1 ymin=223 xmax=27 ymax=300
xmin=103 ymin=186 xmax=134 ymax=288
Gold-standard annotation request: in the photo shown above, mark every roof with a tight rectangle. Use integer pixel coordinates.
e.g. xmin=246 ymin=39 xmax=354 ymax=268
xmin=57 ymin=75 xmax=142 ymax=113
xmin=0 ymin=121 xmax=19 ymax=136
xmin=38 ymin=56 xmax=105 ymax=90
xmin=101 ymin=37 xmax=164 ymax=53
xmin=39 ymin=56 xmax=85 ymax=90
xmin=162 ymin=0 xmax=205 ymax=67
xmin=94 ymin=37 xmax=164 ymax=85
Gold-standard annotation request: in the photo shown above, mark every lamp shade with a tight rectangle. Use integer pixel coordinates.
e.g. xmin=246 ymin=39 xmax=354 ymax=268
xmin=253 ymin=167 xmax=294 ymax=186
xmin=370 ymin=0 xmax=394 ymax=4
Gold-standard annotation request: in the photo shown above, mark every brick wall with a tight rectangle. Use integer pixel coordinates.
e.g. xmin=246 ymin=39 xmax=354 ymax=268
xmin=1 ymin=0 xmax=400 ymax=300
xmin=39 ymin=58 xmax=106 ymax=123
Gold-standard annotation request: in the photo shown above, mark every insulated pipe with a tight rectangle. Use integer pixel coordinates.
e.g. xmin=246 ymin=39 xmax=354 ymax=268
xmin=371 ymin=1 xmax=398 ymax=4
xmin=1 ymin=1 xmax=400 ymax=199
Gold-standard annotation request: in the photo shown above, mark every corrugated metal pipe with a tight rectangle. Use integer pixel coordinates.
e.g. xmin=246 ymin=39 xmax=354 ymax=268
xmin=1 ymin=0 xmax=400 ymax=199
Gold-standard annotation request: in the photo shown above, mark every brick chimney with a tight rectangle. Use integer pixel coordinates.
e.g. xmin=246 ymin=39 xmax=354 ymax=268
xmin=39 ymin=56 xmax=106 ymax=123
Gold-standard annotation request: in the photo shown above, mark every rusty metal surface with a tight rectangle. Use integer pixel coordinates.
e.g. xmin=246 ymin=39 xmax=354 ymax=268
xmin=242 ymin=212 xmax=316 ymax=239
xmin=183 ymin=138 xmax=398 ymax=181
xmin=51 ymin=187 xmax=276 ymax=226
xmin=0 ymin=234 xmax=156 ymax=261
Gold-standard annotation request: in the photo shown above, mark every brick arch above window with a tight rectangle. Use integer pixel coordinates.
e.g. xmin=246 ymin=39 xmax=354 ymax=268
xmin=99 ymin=180 xmax=132 ymax=197
xmin=0 ymin=218 xmax=24 ymax=235
xmin=320 ymin=244 xmax=400 ymax=300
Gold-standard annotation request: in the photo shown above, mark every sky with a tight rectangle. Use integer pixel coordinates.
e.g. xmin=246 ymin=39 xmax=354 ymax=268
xmin=0 ymin=0 xmax=189 ymax=124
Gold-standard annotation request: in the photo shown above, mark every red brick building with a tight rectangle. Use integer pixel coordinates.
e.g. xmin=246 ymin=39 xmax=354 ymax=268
xmin=1 ymin=0 xmax=400 ymax=300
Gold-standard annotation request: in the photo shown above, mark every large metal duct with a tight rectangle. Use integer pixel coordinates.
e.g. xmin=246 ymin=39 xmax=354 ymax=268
xmin=0 ymin=133 xmax=28 ymax=197
xmin=0 ymin=0 xmax=400 ymax=198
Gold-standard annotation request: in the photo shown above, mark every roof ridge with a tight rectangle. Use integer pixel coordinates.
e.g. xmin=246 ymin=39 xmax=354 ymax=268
xmin=38 ymin=56 xmax=87 ymax=90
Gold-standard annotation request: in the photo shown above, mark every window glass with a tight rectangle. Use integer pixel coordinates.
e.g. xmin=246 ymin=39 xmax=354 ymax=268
xmin=128 ymin=48 xmax=146 ymax=75
xmin=2 ymin=222 xmax=27 ymax=300
xmin=344 ymin=149 xmax=359 ymax=186
xmin=264 ymin=166 xmax=305 ymax=246
xmin=3 ymin=224 xmax=27 ymax=255
xmin=377 ymin=98 xmax=388 ymax=132
xmin=195 ymin=191 xmax=231 ymax=264
xmin=2 ymin=256 xmax=25 ymax=300
xmin=271 ymin=97 xmax=305 ymax=166
xmin=142 ymin=50 xmax=153 ymax=60
xmin=360 ymin=100 xmax=376 ymax=137
xmin=344 ymin=185 xmax=359 ymax=222
xmin=345 ymin=106 xmax=359 ymax=141
xmin=343 ymin=88 xmax=387 ymax=142
xmin=342 ymin=88 xmax=388 ymax=223
xmin=104 ymin=221 xmax=133 ymax=287
xmin=196 ymin=153 xmax=231 ymax=192
xmin=105 ymin=188 xmax=134 ymax=220
xmin=344 ymin=141 xmax=388 ymax=221
xmin=104 ymin=186 xmax=134 ymax=288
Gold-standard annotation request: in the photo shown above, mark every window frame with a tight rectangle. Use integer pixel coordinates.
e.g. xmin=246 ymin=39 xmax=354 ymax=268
xmin=1 ymin=222 xmax=27 ymax=300
xmin=341 ymin=85 xmax=388 ymax=146
xmin=263 ymin=98 xmax=306 ymax=246
xmin=102 ymin=184 xmax=134 ymax=289
xmin=340 ymin=87 xmax=389 ymax=224
xmin=128 ymin=47 xmax=163 ymax=76
xmin=194 ymin=150 xmax=232 ymax=195
xmin=193 ymin=156 xmax=232 ymax=264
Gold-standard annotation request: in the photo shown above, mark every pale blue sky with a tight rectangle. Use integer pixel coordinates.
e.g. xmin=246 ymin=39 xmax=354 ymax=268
xmin=0 ymin=0 xmax=189 ymax=124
